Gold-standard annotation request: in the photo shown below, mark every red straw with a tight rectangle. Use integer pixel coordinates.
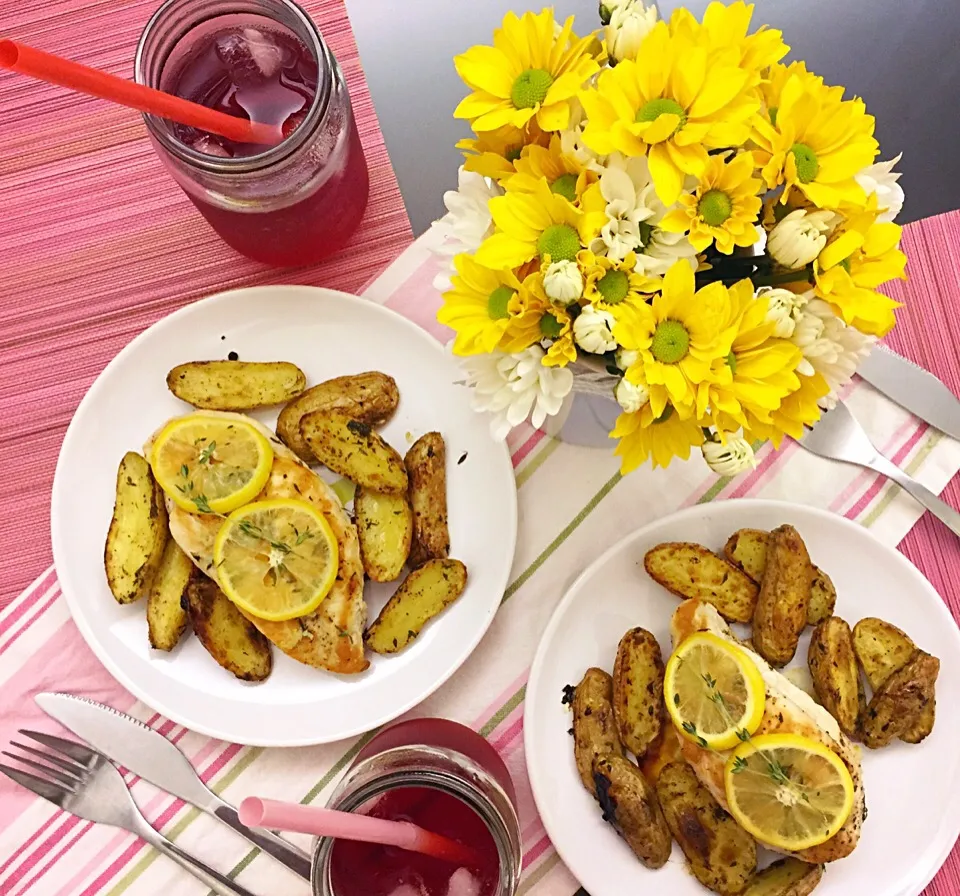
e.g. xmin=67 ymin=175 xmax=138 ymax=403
xmin=0 ymin=39 xmax=282 ymax=146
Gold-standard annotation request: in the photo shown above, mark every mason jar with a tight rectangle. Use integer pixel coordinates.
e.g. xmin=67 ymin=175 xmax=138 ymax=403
xmin=135 ymin=0 xmax=369 ymax=266
xmin=311 ymin=719 xmax=522 ymax=896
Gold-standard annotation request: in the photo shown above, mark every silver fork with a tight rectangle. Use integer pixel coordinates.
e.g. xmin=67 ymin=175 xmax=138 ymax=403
xmin=0 ymin=731 xmax=260 ymax=896
xmin=798 ymin=400 xmax=960 ymax=538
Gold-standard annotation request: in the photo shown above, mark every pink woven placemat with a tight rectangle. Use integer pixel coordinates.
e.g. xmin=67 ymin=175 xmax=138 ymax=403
xmin=0 ymin=0 xmax=412 ymax=608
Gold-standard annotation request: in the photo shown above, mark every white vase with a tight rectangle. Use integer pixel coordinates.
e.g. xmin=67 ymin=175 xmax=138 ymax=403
xmin=543 ymin=390 xmax=620 ymax=447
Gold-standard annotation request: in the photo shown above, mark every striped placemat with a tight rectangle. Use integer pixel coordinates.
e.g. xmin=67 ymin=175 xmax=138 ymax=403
xmin=0 ymin=211 xmax=958 ymax=895
xmin=0 ymin=0 xmax=413 ymax=608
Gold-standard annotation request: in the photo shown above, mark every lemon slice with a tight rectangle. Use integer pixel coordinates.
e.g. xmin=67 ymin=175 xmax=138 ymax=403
xmin=724 ymin=733 xmax=855 ymax=851
xmin=213 ymin=498 xmax=339 ymax=621
xmin=150 ymin=414 xmax=273 ymax=514
xmin=664 ymin=632 xmax=766 ymax=751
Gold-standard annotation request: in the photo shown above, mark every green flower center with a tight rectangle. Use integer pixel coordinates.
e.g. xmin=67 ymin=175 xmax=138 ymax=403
xmin=487 ymin=285 xmax=514 ymax=320
xmin=537 ymin=223 xmax=580 ymax=262
xmin=635 ymin=98 xmax=687 ymax=134
xmin=638 ymin=221 xmax=654 ymax=247
xmin=727 ymin=351 xmax=738 ymax=374
xmin=511 ymin=68 xmax=554 ymax=109
xmin=839 ymin=257 xmax=852 ymax=273
xmin=698 ymin=189 xmax=733 ymax=227
xmin=540 ymin=313 xmax=564 ymax=338
xmin=596 ymin=269 xmax=629 ymax=304
xmin=505 ymin=146 xmax=523 ymax=163
xmin=651 ymin=319 xmax=690 ymax=363
xmin=550 ymin=173 xmax=578 ymax=202
xmin=769 ymin=106 xmax=779 ymax=127
xmin=654 ymin=406 xmax=674 ymax=424
xmin=790 ymin=143 xmax=820 ymax=184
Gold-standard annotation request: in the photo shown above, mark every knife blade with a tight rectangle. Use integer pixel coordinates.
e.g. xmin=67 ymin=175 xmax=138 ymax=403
xmin=35 ymin=693 xmax=312 ymax=881
xmin=857 ymin=344 xmax=960 ymax=441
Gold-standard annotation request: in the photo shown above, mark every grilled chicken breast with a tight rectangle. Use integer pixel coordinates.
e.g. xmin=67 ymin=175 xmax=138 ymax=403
xmin=146 ymin=412 xmax=368 ymax=674
xmin=670 ymin=599 xmax=864 ymax=863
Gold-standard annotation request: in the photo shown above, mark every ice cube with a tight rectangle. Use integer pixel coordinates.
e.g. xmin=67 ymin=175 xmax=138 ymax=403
xmin=446 ymin=868 xmax=482 ymax=896
xmin=387 ymin=885 xmax=428 ymax=896
xmin=190 ymin=136 xmax=233 ymax=158
xmin=215 ymin=28 xmax=284 ymax=86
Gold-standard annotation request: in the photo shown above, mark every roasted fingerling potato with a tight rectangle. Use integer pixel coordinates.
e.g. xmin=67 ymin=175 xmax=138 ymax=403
xmin=146 ymin=540 xmax=193 ymax=651
xmin=807 ymin=617 xmax=864 ymax=739
xmin=105 ymin=452 xmax=169 ymax=605
xmin=612 ymin=628 xmax=664 ymax=759
xmin=807 ymin=568 xmax=837 ymax=625
xmin=644 ymin=543 xmax=759 ymax=623
xmin=405 ymin=432 xmax=450 ymax=568
xmin=656 ymin=760 xmax=757 ymax=895
xmin=166 ymin=360 xmax=306 ymax=410
xmin=365 ymin=559 xmax=467 ymax=654
xmin=300 ymin=410 xmax=408 ymax=493
xmin=355 ymin=488 xmax=413 ymax=582
xmin=752 ymin=525 xmax=814 ymax=666
xmin=276 ymin=372 xmax=400 ymax=462
xmin=572 ymin=668 xmax=624 ymax=794
xmin=593 ymin=754 xmax=672 ymax=869
xmin=860 ymin=649 xmax=939 ymax=749
xmin=184 ymin=576 xmax=273 ymax=681
xmin=743 ymin=858 xmax=824 ymax=896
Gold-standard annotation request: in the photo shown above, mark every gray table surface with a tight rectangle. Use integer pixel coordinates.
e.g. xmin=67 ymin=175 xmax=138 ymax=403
xmin=346 ymin=0 xmax=960 ymax=235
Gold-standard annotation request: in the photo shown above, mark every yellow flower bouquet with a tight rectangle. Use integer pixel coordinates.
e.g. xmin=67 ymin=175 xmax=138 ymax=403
xmin=433 ymin=1 xmax=907 ymax=475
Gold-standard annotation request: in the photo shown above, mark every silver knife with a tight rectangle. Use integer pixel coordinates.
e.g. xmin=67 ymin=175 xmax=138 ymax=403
xmin=35 ymin=693 xmax=312 ymax=881
xmin=857 ymin=344 xmax=960 ymax=441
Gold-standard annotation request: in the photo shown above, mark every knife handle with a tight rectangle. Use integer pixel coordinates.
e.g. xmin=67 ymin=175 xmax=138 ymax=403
xmin=872 ymin=454 xmax=960 ymax=538
xmin=212 ymin=799 xmax=313 ymax=881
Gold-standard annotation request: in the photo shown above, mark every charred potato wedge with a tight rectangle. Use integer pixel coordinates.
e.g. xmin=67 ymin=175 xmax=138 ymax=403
xmin=365 ymin=559 xmax=467 ymax=654
xmin=612 ymin=628 xmax=664 ymax=758
xmin=146 ymin=541 xmax=193 ymax=651
xmin=860 ymin=649 xmax=939 ymax=748
xmin=166 ymin=360 xmax=306 ymax=410
xmin=752 ymin=525 xmax=813 ymax=666
xmin=572 ymin=668 xmax=624 ymax=793
xmin=644 ymin=543 xmax=758 ymax=623
xmin=807 ymin=617 xmax=864 ymax=738
xmin=300 ymin=410 xmax=408 ymax=493
xmin=724 ymin=528 xmax=835 ymax=625
xmin=277 ymin=372 xmax=399 ymax=462
xmin=183 ymin=576 xmax=272 ymax=681
xmin=405 ymin=432 xmax=450 ymax=568
xmin=105 ymin=452 xmax=169 ymax=604
xmin=656 ymin=761 xmax=757 ymax=894
xmin=744 ymin=858 xmax=824 ymax=896
xmin=901 ymin=699 xmax=936 ymax=744
xmin=593 ymin=754 xmax=671 ymax=868
xmin=355 ymin=488 xmax=413 ymax=582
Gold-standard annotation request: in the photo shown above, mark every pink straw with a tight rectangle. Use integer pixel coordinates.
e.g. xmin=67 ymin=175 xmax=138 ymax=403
xmin=239 ymin=797 xmax=482 ymax=865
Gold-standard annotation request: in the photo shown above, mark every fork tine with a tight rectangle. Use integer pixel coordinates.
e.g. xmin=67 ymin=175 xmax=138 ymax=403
xmin=0 ymin=762 xmax=70 ymax=805
xmin=18 ymin=730 xmax=97 ymax=765
xmin=8 ymin=741 xmax=84 ymax=780
xmin=1 ymin=751 xmax=80 ymax=791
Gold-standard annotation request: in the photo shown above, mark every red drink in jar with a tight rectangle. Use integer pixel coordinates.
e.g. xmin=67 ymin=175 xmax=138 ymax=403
xmin=136 ymin=0 xmax=369 ymax=266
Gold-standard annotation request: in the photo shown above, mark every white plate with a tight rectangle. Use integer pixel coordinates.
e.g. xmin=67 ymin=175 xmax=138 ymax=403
xmin=525 ymin=500 xmax=960 ymax=896
xmin=51 ymin=286 xmax=517 ymax=746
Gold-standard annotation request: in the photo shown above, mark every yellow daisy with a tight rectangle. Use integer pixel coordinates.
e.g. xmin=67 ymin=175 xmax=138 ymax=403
xmin=612 ymin=400 xmax=705 ymax=472
xmin=743 ymin=372 xmax=831 ymax=448
xmin=698 ymin=279 xmax=803 ymax=428
xmin=500 ymin=276 xmax=577 ymax=367
xmin=580 ymin=250 xmax=660 ymax=322
xmin=454 ymin=9 xmax=602 ymax=133
xmin=612 ymin=260 xmax=736 ymax=413
xmin=578 ymin=20 xmax=760 ymax=204
xmin=475 ymin=177 xmax=605 ymax=269
xmin=505 ymin=134 xmax=595 ymax=204
xmin=437 ymin=254 xmax=525 ymax=355
xmin=659 ymin=152 xmax=762 ymax=254
xmin=458 ymin=124 xmax=534 ymax=181
xmin=814 ymin=203 xmax=907 ymax=336
xmin=753 ymin=74 xmax=878 ymax=209
xmin=758 ymin=61 xmax=836 ymax=128
xmin=669 ymin=2 xmax=789 ymax=73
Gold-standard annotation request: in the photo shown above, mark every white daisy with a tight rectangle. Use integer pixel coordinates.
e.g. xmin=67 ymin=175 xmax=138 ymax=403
xmin=791 ymin=298 xmax=876 ymax=408
xmin=458 ymin=345 xmax=574 ymax=440
xmin=767 ymin=208 xmax=835 ymax=269
xmin=855 ymin=153 xmax=904 ymax=223
xmin=543 ymin=260 xmax=583 ymax=303
xmin=573 ymin=304 xmax=617 ymax=354
xmin=702 ymin=436 xmax=757 ymax=476
xmin=604 ymin=0 xmax=658 ymax=63
xmin=615 ymin=376 xmax=649 ymax=413
xmin=758 ymin=286 xmax=808 ymax=338
xmin=430 ymin=167 xmax=501 ymax=290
